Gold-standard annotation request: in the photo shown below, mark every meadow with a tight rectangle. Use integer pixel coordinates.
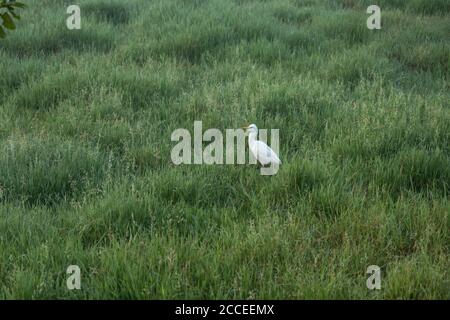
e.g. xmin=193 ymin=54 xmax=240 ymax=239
xmin=0 ymin=0 xmax=449 ymax=299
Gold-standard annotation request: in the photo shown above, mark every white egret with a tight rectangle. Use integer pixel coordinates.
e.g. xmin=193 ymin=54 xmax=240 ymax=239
xmin=242 ymin=124 xmax=281 ymax=166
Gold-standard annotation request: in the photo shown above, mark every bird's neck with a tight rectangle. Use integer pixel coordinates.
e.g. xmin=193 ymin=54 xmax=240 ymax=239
xmin=248 ymin=132 xmax=257 ymax=143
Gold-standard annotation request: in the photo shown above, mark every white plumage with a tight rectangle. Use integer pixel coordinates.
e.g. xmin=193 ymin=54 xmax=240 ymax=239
xmin=243 ymin=124 xmax=281 ymax=166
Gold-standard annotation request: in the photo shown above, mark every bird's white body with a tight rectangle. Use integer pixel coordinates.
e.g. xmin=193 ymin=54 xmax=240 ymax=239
xmin=246 ymin=124 xmax=281 ymax=166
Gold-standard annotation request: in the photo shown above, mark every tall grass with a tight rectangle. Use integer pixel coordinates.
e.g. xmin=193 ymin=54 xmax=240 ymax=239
xmin=0 ymin=0 xmax=449 ymax=299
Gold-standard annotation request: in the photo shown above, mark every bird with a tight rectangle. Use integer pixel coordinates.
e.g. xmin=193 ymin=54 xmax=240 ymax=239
xmin=241 ymin=124 xmax=281 ymax=166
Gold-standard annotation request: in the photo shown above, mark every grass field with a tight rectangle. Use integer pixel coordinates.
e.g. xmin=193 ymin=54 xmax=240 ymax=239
xmin=0 ymin=0 xmax=449 ymax=299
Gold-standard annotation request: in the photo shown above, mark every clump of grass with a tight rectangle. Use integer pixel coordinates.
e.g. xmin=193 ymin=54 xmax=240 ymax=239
xmin=14 ymin=70 xmax=87 ymax=110
xmin=0 ymin=137 xmax=108 ymax=205
xmin=371 ymin=149 xmax=449 ymax=196
xmin=312 ymin=10 xmax=370 ymax=45
xmin=83 ymin=1 xmax=131 ymax=25
xmin=1 ymin=26 xmax=115 ymax=57
xmin=407 ymin=0 xmax=450 ymax=15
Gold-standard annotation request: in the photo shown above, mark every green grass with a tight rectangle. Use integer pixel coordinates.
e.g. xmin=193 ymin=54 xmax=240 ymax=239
xmin=0 ymin=0 xmax=449 ymax=299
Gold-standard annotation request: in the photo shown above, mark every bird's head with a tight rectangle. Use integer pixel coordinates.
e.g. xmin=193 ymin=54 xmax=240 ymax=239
xmin=241 ymin=123 xmax=258 ymax=134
